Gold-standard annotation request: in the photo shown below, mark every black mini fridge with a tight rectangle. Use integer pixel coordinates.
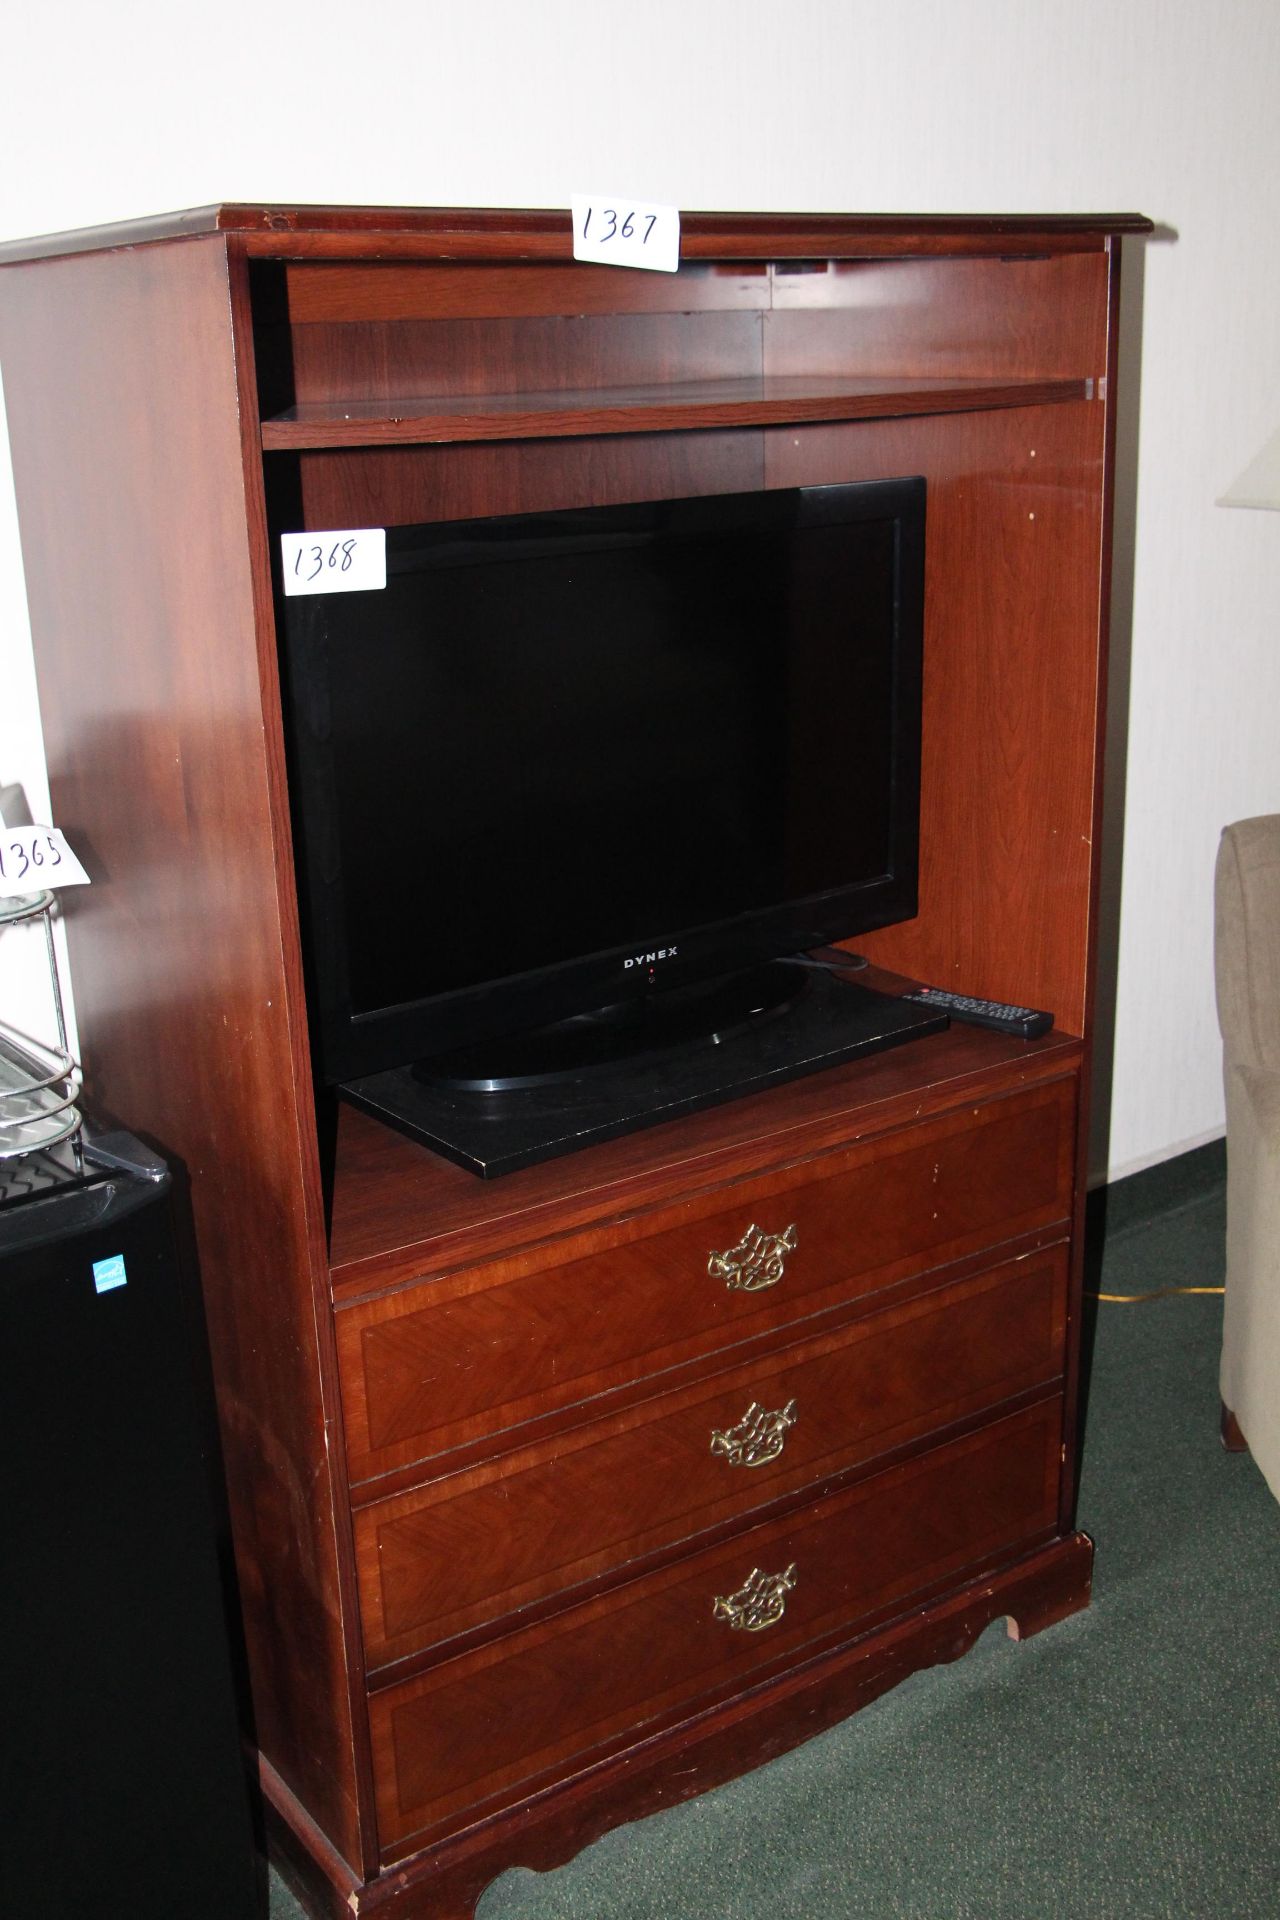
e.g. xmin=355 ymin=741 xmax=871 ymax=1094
xmin=0 ymin=1131 xmax=260 ymax=1919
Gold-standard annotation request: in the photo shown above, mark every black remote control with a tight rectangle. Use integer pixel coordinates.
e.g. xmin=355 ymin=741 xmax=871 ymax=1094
xmin=900 ymin=986 xmax=1053 ymax=1039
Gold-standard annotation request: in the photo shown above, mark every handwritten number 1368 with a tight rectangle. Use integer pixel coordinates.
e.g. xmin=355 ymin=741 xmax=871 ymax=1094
xmin=294 ymin=538 xmax=358 ymax=584
xmin=582 ymin=208 xmax=659 ymax=245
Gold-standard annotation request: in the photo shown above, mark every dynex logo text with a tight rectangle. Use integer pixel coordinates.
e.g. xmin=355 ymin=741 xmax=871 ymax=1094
xmin=624 ymin=947 xmax=678 ymax=969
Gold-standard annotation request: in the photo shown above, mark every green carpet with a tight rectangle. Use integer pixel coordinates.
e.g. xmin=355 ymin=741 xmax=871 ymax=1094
xmin=271 ymin=1154 xmax=1280 ymax=1919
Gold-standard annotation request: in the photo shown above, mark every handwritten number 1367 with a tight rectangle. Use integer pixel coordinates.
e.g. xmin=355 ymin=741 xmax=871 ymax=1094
xmin=295 ymin=538 xmax=358 ymax=583
xmin=582 ymin=208 xmax=659 ymax=245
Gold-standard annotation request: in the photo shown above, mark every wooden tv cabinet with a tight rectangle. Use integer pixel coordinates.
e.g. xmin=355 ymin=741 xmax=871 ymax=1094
xmin=0 ymin=205 xmax=1149 ymax=1918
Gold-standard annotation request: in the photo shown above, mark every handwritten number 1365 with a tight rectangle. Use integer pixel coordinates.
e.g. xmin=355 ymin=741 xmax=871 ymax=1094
xmin=0 ymin=834 xmax=62 ymax=883
xmin=582 ymin=208 xmax=659 ymax=245
xmin=294 ymin=538 xmax=358 ymax=584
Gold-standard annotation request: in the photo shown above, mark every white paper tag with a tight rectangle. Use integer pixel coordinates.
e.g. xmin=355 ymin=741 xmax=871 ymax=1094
xmin=0 ymin=826 xmax=91 ymax=897
xmin=571 ymin=195 xmax=680 ymax=273
xmin=281 ymin=528 xmax=387 ymax=597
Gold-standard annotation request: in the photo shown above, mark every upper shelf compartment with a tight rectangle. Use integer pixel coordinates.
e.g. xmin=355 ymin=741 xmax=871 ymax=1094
xmin=260 ymin=373 xmax=1092 ymax=450
xmin=249 ymin=247 xmax=1115 ymax=453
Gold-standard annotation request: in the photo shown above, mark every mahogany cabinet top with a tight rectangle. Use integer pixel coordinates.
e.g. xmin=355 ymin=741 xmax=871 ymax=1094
xmin=0 ymin=204 xmax=1153 ymax=267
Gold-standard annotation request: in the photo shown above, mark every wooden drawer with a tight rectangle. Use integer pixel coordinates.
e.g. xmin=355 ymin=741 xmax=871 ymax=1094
xmin=356 ymin=1245 xmax=1068 ymax=1668
xmin=369 ymin=1397 xmax=1062 ymax=1856
xmin=336 ymin=1077 xmax=1075 ymax=1483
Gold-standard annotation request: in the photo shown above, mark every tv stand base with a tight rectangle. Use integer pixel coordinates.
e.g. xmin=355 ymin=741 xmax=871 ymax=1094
xmin=341 ymin=970 xmax=947 ymax=1177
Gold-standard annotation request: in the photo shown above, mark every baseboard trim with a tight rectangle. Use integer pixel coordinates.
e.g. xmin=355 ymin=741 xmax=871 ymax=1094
xmin=1089 ymin=1136 xmax=1226 ymax=1238
xmin=1093 ymin=1127 xmax=1226 ymax=1189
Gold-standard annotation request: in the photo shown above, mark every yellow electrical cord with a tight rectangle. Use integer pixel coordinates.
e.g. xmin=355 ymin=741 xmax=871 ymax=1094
xmin=1088 ymin=1285 xmax=1225 ymax=1304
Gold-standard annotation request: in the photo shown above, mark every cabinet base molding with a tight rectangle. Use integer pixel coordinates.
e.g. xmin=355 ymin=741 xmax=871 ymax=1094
xmin=264 ymin=1532 xmax=1092 ymax=1920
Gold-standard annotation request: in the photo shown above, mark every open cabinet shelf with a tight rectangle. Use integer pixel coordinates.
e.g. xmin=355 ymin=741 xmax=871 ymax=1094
xmin=261 ymin=373 xmax=1093 ymax=449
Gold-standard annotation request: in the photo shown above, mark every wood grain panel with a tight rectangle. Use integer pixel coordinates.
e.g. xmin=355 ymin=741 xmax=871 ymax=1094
xmin=285 ymin=311 xmax=764 ymax=407
xmin=370 ymin=1399 xmax=1062 ymax=1855
xmin=765 ymin=251 xmax=1108 ymax=378
xmin=356 ymin=1247 xmax=1067 ymax=1666
xmin=0 ymin=235 xmax=363 ymax=1859
xmin=292 ymin=428 xmax=764 ymax=531
xmin=336 ymin=1078 xmax=1075 ymax=1483
xmin=283 ymin=260 xmax=771 ymax=322
xmin=762 ymin=404 xmax=1106 ymax=1035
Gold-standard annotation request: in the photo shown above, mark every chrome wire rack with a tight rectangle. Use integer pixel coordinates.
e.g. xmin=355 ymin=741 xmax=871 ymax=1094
xmin=0 ymin=889 xmax=83 ymax=1162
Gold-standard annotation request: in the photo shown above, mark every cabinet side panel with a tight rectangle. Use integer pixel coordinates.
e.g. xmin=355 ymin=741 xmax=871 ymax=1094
xmin=0 ymin=238 xmax=364 ymax=1865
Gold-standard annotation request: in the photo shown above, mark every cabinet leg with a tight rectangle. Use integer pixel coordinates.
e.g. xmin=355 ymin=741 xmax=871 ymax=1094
xmin=1003 ymin=1530 xmax=1093 ymax=1640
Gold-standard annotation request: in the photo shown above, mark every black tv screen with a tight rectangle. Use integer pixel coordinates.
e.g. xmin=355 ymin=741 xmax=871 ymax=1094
xmin=281 ymin=477 xmax=926 ymax=1085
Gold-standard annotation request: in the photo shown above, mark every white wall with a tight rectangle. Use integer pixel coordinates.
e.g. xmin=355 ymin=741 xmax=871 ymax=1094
xmin=2 ymin=0 xmax=1277 ymax=1178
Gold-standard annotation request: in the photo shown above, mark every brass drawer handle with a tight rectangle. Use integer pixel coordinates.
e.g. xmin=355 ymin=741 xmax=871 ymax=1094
xmin=710 ymin=1398 xmax=798 ymax=1468
xmin=708 ymin=1222 xmax=798 ymax=1292
xmin=713 ymin=1563 xmax=797 ymax=1633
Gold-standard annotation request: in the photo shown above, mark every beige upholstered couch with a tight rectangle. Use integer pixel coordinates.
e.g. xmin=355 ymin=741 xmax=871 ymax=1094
xmin=1215 ymin=815 xmax=1280 ymax=1502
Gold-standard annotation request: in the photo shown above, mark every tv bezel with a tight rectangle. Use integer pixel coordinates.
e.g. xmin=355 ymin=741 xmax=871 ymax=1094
xmin=280 ymin=475 xmax=927 ymax=1087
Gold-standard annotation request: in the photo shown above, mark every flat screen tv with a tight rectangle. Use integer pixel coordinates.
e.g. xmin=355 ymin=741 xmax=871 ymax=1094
xmin=279 ymin=476 xmax=931 ymax=1168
